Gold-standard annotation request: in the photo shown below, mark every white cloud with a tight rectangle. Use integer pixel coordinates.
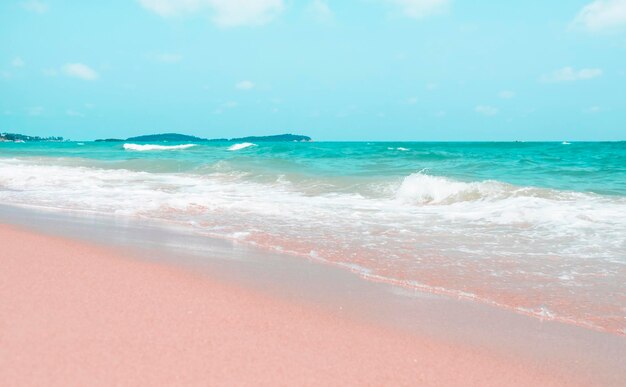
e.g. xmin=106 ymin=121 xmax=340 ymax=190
xmin=66 ymin=109 xmax=84 ymax=117
xmin=406 ymin=96 xmax=418 ymax=104
xmin=387 ymin=0 xmax=449 ymax=20
xmin=63 ymin=63 xmax=99 ymax=80
xmin=12 ymin=57 xmax=25 ymax=67
xmin=573 ymin=0 xmax=626 ymax=32
xmin=542 ymin=67 xmax=602 ymax=82
xmin=499 ymin=90 xmax=515 ymax=99
xmin=307 ymin=0 xmax=333 ymax=22
xmin=156 ymin=53 xmax=182 ymax=63
xmin=475 ymin=105 xmax=498 ymax=116
xmin=137 ymin=0 xmax=285 ymax=27
xmin=235 ymin=80 xmax=255 ymax=90
xmin=21 ymin=0 xmax=48 ymax=13
xmin=137 ymin=0 xmax=200 ymax=16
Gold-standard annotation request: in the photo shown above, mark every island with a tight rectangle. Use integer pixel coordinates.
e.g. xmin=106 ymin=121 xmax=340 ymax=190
xmin=1 ymin=131 xmax=312 ymax=143
xmin=0 ymin=132 xmax=64 ymax=142
xmin=96 ymin=133 xmax=311 ymax=143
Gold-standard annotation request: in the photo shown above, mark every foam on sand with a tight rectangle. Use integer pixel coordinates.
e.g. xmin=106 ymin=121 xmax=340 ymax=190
xmin=0 ymin=157 xmax=624 ymax=335
xmin=123 ymin=143 xmax=196 ymax=151
xmin=228 ymin=142 xmax=256 ymax=151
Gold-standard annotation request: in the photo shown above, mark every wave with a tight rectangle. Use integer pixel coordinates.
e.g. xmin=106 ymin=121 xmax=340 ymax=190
xmin=395 ymin=173 xmax=504 ymax=204
xmin=0 ymin=158 xmax=624 ymax=335
xmin=393 ymin=172 xmax=610 ymax=208
xmin=123 ymin=143 xmax=196 ymax=151
xmin=228 ymin=142 xmax=257 ymax=151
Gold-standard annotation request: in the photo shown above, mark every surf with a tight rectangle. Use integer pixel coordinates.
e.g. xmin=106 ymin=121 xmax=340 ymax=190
xmin=228 ymin=142 xmax=257 ymax=151
xmin=123 ymin=143 xmax=197 ymax=151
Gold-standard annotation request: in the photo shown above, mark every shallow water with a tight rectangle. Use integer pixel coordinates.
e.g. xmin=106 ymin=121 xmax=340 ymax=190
xmin=1 ymin=140 xmax=624 ymax=334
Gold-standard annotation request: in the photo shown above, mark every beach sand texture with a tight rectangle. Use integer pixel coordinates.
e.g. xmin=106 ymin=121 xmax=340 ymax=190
xmin=0 ymin=224 xmax=582 ymax=386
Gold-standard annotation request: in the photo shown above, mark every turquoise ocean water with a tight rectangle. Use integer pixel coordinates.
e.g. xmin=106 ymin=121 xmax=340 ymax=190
xmin=1 ymin=140 xmax=625 ymax=333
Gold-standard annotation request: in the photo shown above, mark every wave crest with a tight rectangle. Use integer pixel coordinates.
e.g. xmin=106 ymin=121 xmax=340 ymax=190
xmin=123 ymin=143 xmax=196 ymax=151
xmin=396 ymin=173 xmax=503 ymax=204
xmin=228 ymin=142 xmax=256 ymax=151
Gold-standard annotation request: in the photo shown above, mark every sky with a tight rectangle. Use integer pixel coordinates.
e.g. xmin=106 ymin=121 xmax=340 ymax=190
xmin=1 ymin=0 xmax=626 ymax=141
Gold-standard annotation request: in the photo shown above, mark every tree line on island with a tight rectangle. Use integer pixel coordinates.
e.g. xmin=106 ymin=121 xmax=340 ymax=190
xmin=96 ymin=133 xmax=312 ymax=143
xmin=0 ymin=133 xmax=64 ymax=142
xmin=0 ymin=132 xmax=312 ymax=143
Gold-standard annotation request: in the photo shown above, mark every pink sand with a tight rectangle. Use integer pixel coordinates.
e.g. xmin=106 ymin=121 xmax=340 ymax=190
xmin=0 ymin=224 xmax=583 ymax=386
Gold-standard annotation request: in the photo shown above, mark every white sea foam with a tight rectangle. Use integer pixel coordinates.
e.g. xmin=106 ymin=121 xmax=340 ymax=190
xmin=123 ymin=143 xmax=196 ymax=151
xmin=0 ymin=158 xmax=624 ymax=333
xmin=228 ymin=142 xmax=256 ymax=151
xmin=395 ymin=173 xmax=503 ymax=204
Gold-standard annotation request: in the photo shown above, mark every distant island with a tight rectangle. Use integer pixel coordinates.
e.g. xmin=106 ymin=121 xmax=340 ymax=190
xmin=0 ymin=132 xmax=64 ymax=142
xmin=0 ymin=132 xmax=311 ymax=143
xmin=96 ymin=133 xmax=312 ymax=143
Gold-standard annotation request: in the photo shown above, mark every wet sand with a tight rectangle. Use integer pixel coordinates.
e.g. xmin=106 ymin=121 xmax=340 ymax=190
xmin=0 ymin=223 xmax=589 ymax=386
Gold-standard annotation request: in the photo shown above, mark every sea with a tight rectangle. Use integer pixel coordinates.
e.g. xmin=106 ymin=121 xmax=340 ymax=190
xmin=1 ymin=140 xmax=624 ymax=334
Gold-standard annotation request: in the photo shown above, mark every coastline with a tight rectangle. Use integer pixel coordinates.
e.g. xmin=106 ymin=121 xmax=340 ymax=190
xmin=1 ymin=205 xmax=625 ymax=385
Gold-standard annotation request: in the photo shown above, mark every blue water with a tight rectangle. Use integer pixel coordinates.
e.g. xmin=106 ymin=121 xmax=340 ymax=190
xmin=1 ymin=141 xmax=624 ymax=195
xmin=1 ymin=140 xmax=625 ymax=334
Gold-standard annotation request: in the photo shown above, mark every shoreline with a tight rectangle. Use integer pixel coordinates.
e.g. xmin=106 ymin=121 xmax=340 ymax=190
xmin=1 ymin=205 xmax=625 ymax=385
xmin=1 ymin=143 xmax=624 ymax=337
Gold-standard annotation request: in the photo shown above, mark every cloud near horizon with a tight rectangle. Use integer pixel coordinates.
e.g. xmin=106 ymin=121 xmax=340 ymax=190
xmin=235 ymin=80 xmax=255 ymax=90
xmin=499 ymin=90 xmax=515 ymax=99
xmin=573 ymin=0 xmax=626 ymax=32
xmin=12 ymin=57 xmax=25 ymax=67
xmin=21 ymin=0 xmax=48 ymax=14
xmin=388 ymin=0 xmax=449 ymax=20
xmin=542 ymin=67 xmax=603 ymax=82
xmin=138 ymin=0 xmax=285 ymax=27
xmin=63 ymin=63 xmax=99 ymax=81
xmin=475 ymin=105 xmax=498 ymax=116
xmin=307 ymin=0 xmax=333 ymax=22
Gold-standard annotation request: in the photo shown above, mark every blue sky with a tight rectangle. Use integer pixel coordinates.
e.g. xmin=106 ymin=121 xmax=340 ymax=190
xmin=1 ymin=0 xmax=625 ymax=141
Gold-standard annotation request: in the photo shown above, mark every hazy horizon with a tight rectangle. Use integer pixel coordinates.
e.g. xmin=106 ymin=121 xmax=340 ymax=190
xmin=3 ymin=130 xmax=626 ymax=142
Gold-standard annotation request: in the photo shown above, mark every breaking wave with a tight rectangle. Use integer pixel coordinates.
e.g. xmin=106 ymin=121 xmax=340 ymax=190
xmin=0 ymin=156 xmax=624 ymax=335
xmin=395 ymin=173 xmax=504 ymax=204
xmin=123 ymin=143 xmax=197 ymax=151
xmin=228 ymin=142 xmax=257 ymax=151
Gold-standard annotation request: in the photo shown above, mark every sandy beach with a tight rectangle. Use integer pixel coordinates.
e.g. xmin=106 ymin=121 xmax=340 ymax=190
xmin=0 ymin=222 xmax=599 ymax=386
xmin=3 ymin=0 xmax=625 ymax=384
